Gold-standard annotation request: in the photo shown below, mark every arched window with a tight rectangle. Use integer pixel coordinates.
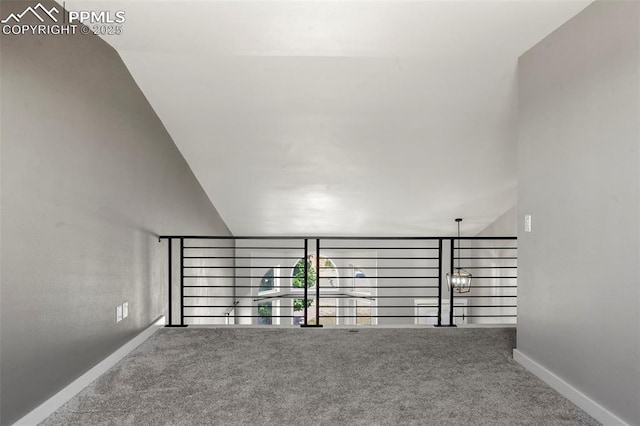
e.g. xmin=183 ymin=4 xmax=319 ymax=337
xmin=291 ymin=255 xmax=339 ymax=289
xmin=290 ymin=255 xmax=339 ymax=325
xmin=258 ymin=267 xmax=279 ymax=295
xmin=291 ymin=258 xmax=315 ymax=289
xmin=259 ymin=268 xmax=275 ymax=293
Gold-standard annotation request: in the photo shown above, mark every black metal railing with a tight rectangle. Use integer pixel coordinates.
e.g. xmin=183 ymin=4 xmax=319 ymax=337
xmin=158 ymin=236 xmax=517 ymax=327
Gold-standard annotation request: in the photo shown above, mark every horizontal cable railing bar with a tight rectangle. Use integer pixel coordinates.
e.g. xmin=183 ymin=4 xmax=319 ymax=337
xmin=251 ymin=296 xmax=437 ymax=300
xmin=456 ymin=295 xmax=517 ymax=298
xmin=460 ymin=285 xmax=517 ymax=288
xmin=457 ymin=266 xmax=516 ymax=269
xmin=182 ymin=266 xmax=441 ymax=270
xmin=455 ymin=247 xmax=518 ymax=250
xmin=323 ymin=256 xmax=439 ymax=260
xmin=319 ymin=247 xmax=439 ymax=250
xmin=184 ymin=259 xmax=515 ymax=263
xmin=184 ymin=314 xmax=510 ymax=318
xmin=459 ymin=276 xmax=517 ymax=279
xmin=183 ymin=271 xmax=439 ymax=274
xmin=184 ymin=306 xmax=439 ymax=309
xmin=455 ymin=257 xmax=517 ymax=260
xmin=452 ymin=315 xmax=517 ymax=318
xmin=461 ymin=266 xmax=518 ymax=269
xmin=183 ymin=285 xmax=437 ymax=289
xmin=319 ymin=266 xmax=439 ymax=270
xmin=185 ymin=315 xmax=299 ymax=318
xmin=196 ymin=295 xmax=438 ymax=299
xmin=456 ymin=264 xmax=516 ymax=269
xmin=183 ymin=276 xmax=440 ymax=279
xmin=184 ymin=297 xmax=438 ymax=301
xmin=160 ymin=235 xmax=516 ymax=240
xmin=186 ymin=247 xmax=304 ymax=250
xmin=457 ymin=305 xmax=518 ymax=308
xmin=183 ymin=256 xmax=303 ymax=259
xmin=184 ymin=315 xmax=441 ymax=318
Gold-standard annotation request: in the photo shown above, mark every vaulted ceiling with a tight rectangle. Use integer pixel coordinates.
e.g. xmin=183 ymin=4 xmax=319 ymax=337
xmin=75 ymin=0 xmax=591 ymax=236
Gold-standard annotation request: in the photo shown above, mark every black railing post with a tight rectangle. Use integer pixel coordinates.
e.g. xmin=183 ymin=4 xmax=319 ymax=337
xmin=166 ymin=238 xmax=173 ymax=326
xmin=303 ymin=238 xmax=308 ymax=326
xmin=165 ymin=237 xmax=187 ymax=327
xmin=316 ymin=238 xmax=321 ymax=326
xmin=435 ymin=238 xmax=455 ymax=328
xmin=301 ymin=239 xmax=323 ymax=328
xmin=180 ymin=237 xmax=186 ymax=326
xmin=449 ymin=237 xmax=456 ymax=327
xmin=437 ymin=238 xmax=442 ymax=327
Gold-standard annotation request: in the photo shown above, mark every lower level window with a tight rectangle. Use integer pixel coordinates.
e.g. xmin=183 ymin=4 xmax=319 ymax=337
xmin=257 ymin=301 xmax=280 ymax=325
xmin=292 ymin=298 xmax=338 ymax=325
xmin=257 ymin=302 xmax=273 ymax=325
xmin=355 ymin=300 xmax=372 ymax=325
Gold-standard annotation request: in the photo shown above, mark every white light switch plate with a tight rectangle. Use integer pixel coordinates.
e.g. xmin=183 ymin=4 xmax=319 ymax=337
xmin=116 ymin=305 xmax=123 ymax=322
xmin=524 ymin=215 xmax=532 ymax=233
xmin=123 ymin=302 xmax=128 ymax=318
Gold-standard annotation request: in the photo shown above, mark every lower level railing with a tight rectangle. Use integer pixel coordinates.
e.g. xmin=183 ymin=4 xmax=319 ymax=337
xmin=159 ymin=236 xmax=517 ymax=327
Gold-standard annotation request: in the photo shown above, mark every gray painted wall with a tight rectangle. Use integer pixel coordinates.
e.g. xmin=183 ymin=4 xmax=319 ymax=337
xmin=517 ymin=1 xmax=639 ymax=424
xmin=476 ymin=207 xmax=517 ymax=238
xmin=0 ymin=2 xmax=231 ymax=423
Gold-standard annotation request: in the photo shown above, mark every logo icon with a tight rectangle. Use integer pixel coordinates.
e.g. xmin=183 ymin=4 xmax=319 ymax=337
xmin=1 ymin=3 xmax=59 ymax=24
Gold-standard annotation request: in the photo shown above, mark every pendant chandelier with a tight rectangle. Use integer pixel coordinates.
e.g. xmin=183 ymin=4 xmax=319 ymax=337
xmin=447 ymin=218 xmax=472 ymax=293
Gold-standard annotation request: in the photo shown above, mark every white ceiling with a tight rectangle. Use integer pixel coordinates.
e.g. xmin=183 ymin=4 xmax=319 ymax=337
xmin=69 ymin=0 xmax=591 ymax=236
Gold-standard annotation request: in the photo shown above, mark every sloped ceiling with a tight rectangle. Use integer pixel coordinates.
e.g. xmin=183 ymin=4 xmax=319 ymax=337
xmin=68 ymin=0 xmax=591 ymax=236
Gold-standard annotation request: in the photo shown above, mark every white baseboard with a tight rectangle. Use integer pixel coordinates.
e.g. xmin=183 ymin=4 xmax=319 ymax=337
xmin=513 ymin=349 xmax=629 ymax=426
xmin=13 ymin=316 xmax=166 ymax=426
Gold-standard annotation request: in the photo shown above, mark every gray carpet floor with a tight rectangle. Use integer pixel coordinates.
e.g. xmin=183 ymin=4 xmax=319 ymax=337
xmin=42 ymin=327 xmax=599 ymax=425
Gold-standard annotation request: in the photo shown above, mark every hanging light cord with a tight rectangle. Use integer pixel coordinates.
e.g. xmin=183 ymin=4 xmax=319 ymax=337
xmin=456 ymin=219 xmax=461 ymax=270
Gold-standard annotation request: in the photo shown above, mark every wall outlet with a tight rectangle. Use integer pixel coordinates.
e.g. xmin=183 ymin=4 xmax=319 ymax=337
xmin=524 ymin=214 xmax=532 ymax=233
xmin=116 ymin=305 xmax=123 ymax=322
xmin=123 ymin=302 xmax=129 ymax=319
